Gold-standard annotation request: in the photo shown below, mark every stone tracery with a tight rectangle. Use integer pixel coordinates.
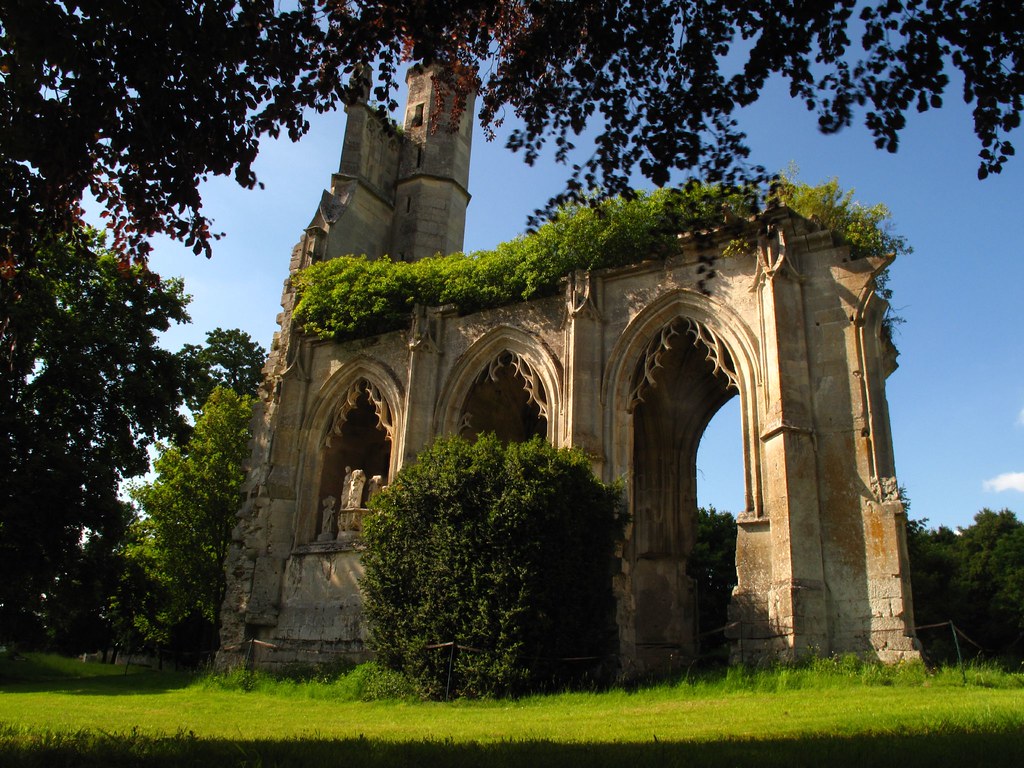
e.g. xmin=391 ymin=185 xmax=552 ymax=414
xmin=628 ymin=318 xmax=739 ymax=412
xmin=324 ymin=379 xmax=394 ymax=448
xmin=458 ymin=350 xmax=550 ymax=442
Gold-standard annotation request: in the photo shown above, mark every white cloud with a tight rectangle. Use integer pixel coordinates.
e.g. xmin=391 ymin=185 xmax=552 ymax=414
xmin=1017 ymin=407 xmax=1024 ymax=427
xmin=983 ymin=472 xmax=1024 ymax=493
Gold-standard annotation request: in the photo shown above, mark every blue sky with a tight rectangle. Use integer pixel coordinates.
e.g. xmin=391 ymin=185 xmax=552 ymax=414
xmin=139 ymin=74 xmax=1023 ymax=531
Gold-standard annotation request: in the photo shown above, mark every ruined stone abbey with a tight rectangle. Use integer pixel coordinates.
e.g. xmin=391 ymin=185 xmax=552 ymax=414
xmin=217 ymin=67 xmax=919 ymax=673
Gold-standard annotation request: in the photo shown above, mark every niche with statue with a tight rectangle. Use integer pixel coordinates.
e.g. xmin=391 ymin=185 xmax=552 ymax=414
xmin=314 ymin=379 xmax=393 ymax=543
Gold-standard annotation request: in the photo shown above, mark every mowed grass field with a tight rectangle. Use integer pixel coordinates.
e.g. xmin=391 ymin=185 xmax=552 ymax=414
xmin=1 ymin=654 xmax=1023 ymax=767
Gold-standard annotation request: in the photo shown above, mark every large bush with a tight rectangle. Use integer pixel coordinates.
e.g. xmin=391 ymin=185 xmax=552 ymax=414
xmin=360 ymin=435 xmax=623 ymax=698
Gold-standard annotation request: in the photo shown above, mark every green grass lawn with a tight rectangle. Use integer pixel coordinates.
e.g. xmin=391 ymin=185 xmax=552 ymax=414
xmin=2 ymin=654 xmax=1023 ymax=766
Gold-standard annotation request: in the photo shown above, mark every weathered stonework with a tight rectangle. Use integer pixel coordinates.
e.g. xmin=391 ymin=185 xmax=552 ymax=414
xmin=217 ymin=68 xmax=919 ymax=673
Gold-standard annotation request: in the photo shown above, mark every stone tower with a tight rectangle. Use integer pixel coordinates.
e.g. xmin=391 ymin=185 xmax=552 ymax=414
xmin=304 ymin=64 xmax=473 ymax=266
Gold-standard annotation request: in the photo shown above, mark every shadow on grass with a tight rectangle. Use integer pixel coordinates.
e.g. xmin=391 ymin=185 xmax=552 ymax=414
xmin=2 ymin=728 xmax=1023 ymax=768
xmin=0 ymin=670 xmax=194 ymax=696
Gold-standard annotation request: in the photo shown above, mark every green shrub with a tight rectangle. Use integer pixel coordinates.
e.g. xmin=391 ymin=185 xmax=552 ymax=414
xmin=292 ymin=186 xmax=753 ymax=342
xmin=352 ymin=661 xmax=419 ymax=701
xmin=772 ymin=173 xmax=911 ymax=261
xmin=360 ymin=435 xmax=623 ymax=699
xmin=293 ymin=178 xmax=906 ymax=344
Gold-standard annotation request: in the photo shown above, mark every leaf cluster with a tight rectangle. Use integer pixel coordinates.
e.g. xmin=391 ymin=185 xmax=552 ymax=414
xmin=179 ymin=327 xmax=266 ymax=413
xmin=2 ymin=1 xmax=1018 ymax=280
xmin=293 ymin=186 xmax=752 ymax=341
xmin=124 ymin=387 xmax=255 ymax=649
xmin=360 ymin=434 xmax=623 ymax=698
xmin=355 ymin=0 xmax=1023 ymax=218
xmin=295 ymin=176 xmax=907 ymax=343
xmin=0 ymin=1 xmax=349 ymax=266
xmin=0 ymin=228 xmax=191 ymax=642
xmin=773 ymin=172 xmax=912 ymax=262
xmin=908 ymin=509 xmax=1024 ymax=663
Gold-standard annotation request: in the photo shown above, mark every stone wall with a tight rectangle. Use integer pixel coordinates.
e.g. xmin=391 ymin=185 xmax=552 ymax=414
xmin=217 ymin=202 xmax=919 ymax=673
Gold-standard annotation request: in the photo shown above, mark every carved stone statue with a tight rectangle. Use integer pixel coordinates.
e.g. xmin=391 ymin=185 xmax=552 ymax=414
xmin=316 ymin=495 xmax=337 ymax=542
xmin=366 ymin=474 xmax=386 ymax=503
xmin=341 ymin=467 xmax=367 ymax=509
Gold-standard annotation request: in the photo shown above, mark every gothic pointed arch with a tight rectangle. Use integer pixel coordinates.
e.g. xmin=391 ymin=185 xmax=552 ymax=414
xmin=602 ymin=289 xmax=763 ymax=669
xmin=435 ymin=327 xmax=562 ymax=444
xmin=603 ymin=289 xmax=762 ymax=515
xmin=295 ymin=360 xmax=404 ymax=545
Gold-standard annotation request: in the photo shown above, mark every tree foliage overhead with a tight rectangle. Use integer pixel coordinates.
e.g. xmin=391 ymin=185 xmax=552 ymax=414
xmin=0 ymin=0 xmax=338 ymax=265
xmin=294 ymin=177 xmax=906 ymax=343
xmin=2 ymin=1 xmax=1019 ymax=269
xmin=0 ymin=228 xmax=191 ymax=640
xmin=361 ymin=435 xmax=623 ymax=698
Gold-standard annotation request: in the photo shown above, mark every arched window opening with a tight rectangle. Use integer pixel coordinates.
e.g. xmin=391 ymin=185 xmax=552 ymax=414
xmin=458 ymin=351 xmax=548 ymax=443
xmin=692 ymin=396 xmax=742 ymax=659
xmin=628 ymin=318 xmax=739 ymax=666
xmin=696 ymin=398 xmax=744 ymax=514
xmin=314 ymin=380 xmax=393 ymax=543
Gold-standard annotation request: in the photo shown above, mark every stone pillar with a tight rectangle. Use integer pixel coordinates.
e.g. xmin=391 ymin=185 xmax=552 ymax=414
xmin=561 ymin=271 xmax=605 ymax=463
xmin=750 ymin=219 xmax=829 ymax=657
xmin=401 ymin=304 xmax=451 ymax=464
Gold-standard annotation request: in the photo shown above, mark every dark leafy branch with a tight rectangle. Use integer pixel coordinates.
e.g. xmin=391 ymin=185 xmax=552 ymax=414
xmin=1 ymin=1 xmax=1019 ymax=275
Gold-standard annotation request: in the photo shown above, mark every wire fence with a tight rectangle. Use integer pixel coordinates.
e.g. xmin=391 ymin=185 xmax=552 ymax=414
xmin=132 ymin=615 xmax=990 ymax=694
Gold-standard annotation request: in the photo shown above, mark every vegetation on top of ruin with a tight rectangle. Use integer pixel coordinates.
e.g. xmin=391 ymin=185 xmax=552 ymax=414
xmin=292 ymin=178 xmax=910 ymax=343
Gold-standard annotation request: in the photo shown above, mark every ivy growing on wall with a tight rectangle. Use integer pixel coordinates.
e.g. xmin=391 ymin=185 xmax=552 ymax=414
xmin=293 ymin=179 xmax=907 ymax=343
xmin=292 ymin=186 xmax=751 ymax=341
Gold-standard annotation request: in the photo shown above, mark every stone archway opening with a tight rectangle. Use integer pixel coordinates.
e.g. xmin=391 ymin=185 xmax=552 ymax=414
xmin=458 ymin=351 xmax=549 ymax=442
xmin=692 ymin=397 xmax=743 ymax=659
xmin=314 ymin=380 xmax=393 ymax=542
xmin=628 ymin=318 xmax=740 ymax=669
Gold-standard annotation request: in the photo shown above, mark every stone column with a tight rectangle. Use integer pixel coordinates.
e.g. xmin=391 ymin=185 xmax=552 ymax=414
xmin=561 ymin=271 xmax=605 ymax=463
xmin=751 ymin=218 xmax=829 ymax=657
xmin=401 ymin=304 xmax=451 ymax=464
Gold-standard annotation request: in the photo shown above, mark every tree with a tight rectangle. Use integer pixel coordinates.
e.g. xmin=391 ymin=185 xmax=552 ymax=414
xmin=2 ymin=1 xmax=1020 ymax=272
xmin=361 ymin=435 xmax=622 ymax=698
xmin=180 ymin=327 xmax=266 ymax=412
xmin=688 ymin=506 xmax=738 ymax=660
xmin=955 ymin=509 xmax=1024 ymax=654
xmin=127 ymin=387 xmax=255 ymax=657
xmin=907 ymin=509 xmax=1024 ymax=663
xmin=40 ymin=500 xmax=135 ymax=657
xmin=905 ymin=518 xmax=968 ymax=663
xmin=0 ymin=228 xmax=191 ymax=642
